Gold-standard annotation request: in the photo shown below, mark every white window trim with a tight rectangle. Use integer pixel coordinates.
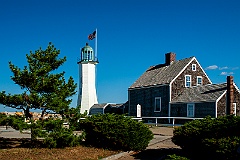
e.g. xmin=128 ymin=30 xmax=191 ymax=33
xmin=192 ymin=64 xmax=196 ymax=71
xmin=185 ymin=75 xmax=192 ymax=87
xmin=187 ymin=103 xmax=195 ymax=117
xmin=197 ymin=76 xmax=202 ymax=85
xmin=154 ymin=97 xmax=161 ymax=112
xmin=233 ymin=103 xmax=237 ymax=116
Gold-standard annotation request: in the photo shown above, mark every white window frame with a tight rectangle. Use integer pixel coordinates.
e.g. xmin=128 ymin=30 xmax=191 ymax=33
xmin=192 ymin=64 xmax=196 ymax=71
xmin=185 ymin=75 xmax=191 ymax=87
xmin=187 ymin=103 xmax=195 ymax=117
xmin=233 ymin=103 xmax=237 ymax=116
xmin=197 ymin=76 xmax=202 ymax=85
xmin=154 ymin=97 xmax=161 ymax=112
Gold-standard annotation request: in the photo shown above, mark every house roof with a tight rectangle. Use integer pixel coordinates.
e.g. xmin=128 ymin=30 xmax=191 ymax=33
xmin=90 ymin=103 xmax=125 ymax=109
xmin=171 ymin=83 xmax=227 ymax=103
xmin=91 ymin=103 xmax=109 ymax=109
xmin=129 ymin=57 xmax=194 ymax=89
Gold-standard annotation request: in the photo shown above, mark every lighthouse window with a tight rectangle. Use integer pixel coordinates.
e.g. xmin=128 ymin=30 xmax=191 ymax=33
xmin=85 ymin=51 xmax=87 ymax=53
xmin=83 ymin=53 xmax=87 ymax=60
xmin=88 ymin=51 xmax=90 ymax=53
xmin=88 ymin=53 xmax=90 ymax=60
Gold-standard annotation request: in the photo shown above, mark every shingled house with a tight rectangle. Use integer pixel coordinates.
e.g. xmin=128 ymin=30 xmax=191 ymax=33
xmin=128 ymin=52 xmax=240 ymax=118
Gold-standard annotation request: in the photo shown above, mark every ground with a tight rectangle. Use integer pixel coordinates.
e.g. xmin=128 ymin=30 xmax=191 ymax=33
xmin=0 ymin=126 xmax=180 ymax=160
xmin=0 ymin=145 xmax=119 ymax=160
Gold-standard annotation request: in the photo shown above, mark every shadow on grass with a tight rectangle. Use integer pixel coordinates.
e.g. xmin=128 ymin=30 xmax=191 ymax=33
xmin=0 ymin=138 xmax=43 ymax=149
xmin=132 ymin=148 xmax=185 ymax=160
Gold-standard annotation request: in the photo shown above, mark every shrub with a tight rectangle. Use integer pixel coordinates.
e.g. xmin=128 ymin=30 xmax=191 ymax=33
xmin=166 ymin=154 xmax=189 ymax=160
xmin=3 ymin=115 xmax=28 ymax=131
xmin=80 ymin=113 xmax=153 ymax=151
xmin=201 ymin=136 xmax=240 ymax=160
xmin=40 ymin=119 xmax=83 ymax=148
xmin=172 ymin=115 xmax=240 ymax=159
xmin=43 ymin=129 xmax=81 ymax=148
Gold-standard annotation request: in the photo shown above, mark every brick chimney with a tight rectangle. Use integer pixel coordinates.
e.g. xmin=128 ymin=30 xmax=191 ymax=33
xmin=165 ymin=52 xmax=176 ymax=65
xmin=226 ymin=76 xmax=234 ymax=115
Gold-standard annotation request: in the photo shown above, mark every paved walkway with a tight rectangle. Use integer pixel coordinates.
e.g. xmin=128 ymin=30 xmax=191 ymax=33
xmin=0 ymin=126 xmax=31 ymax=138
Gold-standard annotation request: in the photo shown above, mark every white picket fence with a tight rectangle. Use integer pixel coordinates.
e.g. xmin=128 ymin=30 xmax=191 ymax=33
xmin=137 ymin=117 xmax=203 ymax=127
xmin=80 ymin=116 xmax=203 ymax=127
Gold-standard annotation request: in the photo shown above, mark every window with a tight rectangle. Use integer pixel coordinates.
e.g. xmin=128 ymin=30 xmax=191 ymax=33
xmin=187 ymin=104 xmax=194 ymax=117
xmin=197 ymin=76 xmax=202 ymax=85
xmin=185 ymin=75 xmax=191 ymax=87
xmin=192 ymin=64 xmax=196 ymax=71
xmin=83 ymin=53 xmax=88 ymax=60
xmin=87 ymin=53 xmax=90 ymax=60
xmin=233 ymin=103 xmax=237 ymax=116
xmin=154 ymin=97 xmax=161 ymax=112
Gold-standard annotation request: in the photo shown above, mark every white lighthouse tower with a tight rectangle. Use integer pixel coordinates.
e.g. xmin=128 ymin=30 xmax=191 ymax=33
xmin=77 ymin=43 xmax=98 ymax=114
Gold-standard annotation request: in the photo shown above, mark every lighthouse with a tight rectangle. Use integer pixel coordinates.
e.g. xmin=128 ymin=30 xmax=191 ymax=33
xmin=77 ymin=43 xmax=98 ymax=114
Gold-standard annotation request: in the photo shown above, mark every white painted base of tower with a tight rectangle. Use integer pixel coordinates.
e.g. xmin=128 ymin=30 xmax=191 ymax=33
xmin=78 ymin=63 xmax=98 ymax=114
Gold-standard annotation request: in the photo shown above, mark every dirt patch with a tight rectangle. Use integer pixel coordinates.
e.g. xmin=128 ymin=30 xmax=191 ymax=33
xmin=0 ymin=138 xmax=119 ymax=160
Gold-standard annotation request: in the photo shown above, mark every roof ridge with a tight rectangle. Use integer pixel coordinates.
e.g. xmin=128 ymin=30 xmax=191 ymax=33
xmin=129 ymin=56 xmax=195 ymax=89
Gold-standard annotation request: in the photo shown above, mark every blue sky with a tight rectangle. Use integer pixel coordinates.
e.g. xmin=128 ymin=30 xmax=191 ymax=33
xmin=0 ymin=0 xmax=240 ymax=112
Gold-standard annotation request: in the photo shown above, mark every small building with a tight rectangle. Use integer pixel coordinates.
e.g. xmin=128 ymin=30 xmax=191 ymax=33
xmin=89 ymin=103 xmax=126 ymax=115
xmin=128 ymin=52 xmax=240 ymax=118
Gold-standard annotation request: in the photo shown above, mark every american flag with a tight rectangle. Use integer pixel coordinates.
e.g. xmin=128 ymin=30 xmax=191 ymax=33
xmin=88 ymin=30 xmax=96 ymax=40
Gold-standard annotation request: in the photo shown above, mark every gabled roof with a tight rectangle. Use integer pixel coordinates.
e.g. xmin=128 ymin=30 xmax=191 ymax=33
xmin=171 ymin=83 xmax=227 ymax=103
xmin=91 ymin=103 xmax=109 ymax=109
xmin=90 ymin=103 xmax=125 ymax=109
xmin=129 ymin=57 xmax=194 ymax=89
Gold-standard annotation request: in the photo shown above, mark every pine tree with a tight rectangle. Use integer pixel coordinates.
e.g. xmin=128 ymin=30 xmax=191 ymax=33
xmin=0 ymin=42 xmax=77 ymax=119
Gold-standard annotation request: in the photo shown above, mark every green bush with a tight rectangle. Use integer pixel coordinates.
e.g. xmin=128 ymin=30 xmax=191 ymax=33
xmin=43 ymin=129 xmax=81 ymax=148
xmin=166 ymin=154 xmax=189 ymax=160
xmin=1 ymin=115 xmax=83 ymax=148
xmin=0 ymin=113 xmax=7 ymax=125
xmin=40 ymin=119 xmax=83 ymax=148
xmin=201 ymin=136 xmax=240 ymax=160
xmin=80 ymin=113 xmax=153 ymax=151
xmin=1 ymin=115 xmax=28 ymax=131
xmin=172 ymin=115 xmax=240 ymax=159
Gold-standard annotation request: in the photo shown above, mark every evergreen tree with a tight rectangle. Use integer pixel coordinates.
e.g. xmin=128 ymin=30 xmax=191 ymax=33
xmin=0 ymin=42 xmax=77 ymax=119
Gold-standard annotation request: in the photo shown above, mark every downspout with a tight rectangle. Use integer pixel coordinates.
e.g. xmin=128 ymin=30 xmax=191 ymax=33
xmin=168 ymin=83 xmax=172 ymax=123
xmin=215 ymin=101 xmax=218 ymax=118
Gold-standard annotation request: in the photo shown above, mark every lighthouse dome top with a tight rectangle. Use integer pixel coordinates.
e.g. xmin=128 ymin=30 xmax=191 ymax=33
xmin=79 ymin=43 xmax=98 ymax=63
xmin=82 ymin=43 xmax=93 ymax=52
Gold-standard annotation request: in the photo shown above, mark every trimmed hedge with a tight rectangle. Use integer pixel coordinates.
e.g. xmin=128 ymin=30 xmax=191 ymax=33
xmin=80 ymin=113 xmax=153 ymax=151
xmin=172 ymin=115 xmax=240 ymax=159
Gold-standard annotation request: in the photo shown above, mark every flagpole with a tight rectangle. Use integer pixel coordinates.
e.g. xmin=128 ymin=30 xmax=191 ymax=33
xmin=95 ymin=28 xmax=97 ymax=60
